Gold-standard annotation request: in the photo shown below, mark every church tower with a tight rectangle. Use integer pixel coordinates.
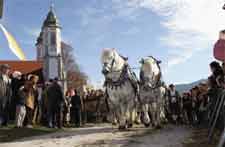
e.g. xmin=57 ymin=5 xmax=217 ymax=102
xmin=36 ymin=5 xmax=66 ymax=90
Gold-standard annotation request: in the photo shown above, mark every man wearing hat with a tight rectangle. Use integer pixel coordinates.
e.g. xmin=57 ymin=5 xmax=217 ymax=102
xmin=46 ymin=77 xmax=64 ymax=128
xmin=0 ymin=64 xmax=11 ymax=127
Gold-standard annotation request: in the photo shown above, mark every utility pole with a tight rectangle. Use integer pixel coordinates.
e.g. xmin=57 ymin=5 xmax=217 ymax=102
xmin=0 ymin=0 xmax=3 ymax=19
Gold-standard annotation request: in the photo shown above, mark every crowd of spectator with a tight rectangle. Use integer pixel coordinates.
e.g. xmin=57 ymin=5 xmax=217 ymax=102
xmin=166 ymin=61 xmax=225 ymax=133
xmin=0 ymin=64 xmax=105 ymax=129
xmin=2 ymin=60 xmax=225 ymax=139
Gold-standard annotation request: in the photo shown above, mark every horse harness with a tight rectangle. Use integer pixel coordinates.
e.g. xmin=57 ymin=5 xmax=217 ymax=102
xmin=104 ymin=63 xmax=139 ymax=94
xmin=140 ymin=61 xmax=163 ymax=91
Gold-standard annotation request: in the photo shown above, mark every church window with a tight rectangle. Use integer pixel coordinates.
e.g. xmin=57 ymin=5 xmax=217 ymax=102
xmin=50 ymin=32 xmax=56 ymax=45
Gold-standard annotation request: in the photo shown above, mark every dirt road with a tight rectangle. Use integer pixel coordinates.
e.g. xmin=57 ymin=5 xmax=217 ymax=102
xmin=0 ymin=124 xmax=192 ymax=147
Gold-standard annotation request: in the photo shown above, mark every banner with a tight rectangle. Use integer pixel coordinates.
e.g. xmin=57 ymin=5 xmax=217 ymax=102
xmin=214 ymin=30 xmax=225 ymax=61
xmin=0 ymin=24 xmax=26 ymax=60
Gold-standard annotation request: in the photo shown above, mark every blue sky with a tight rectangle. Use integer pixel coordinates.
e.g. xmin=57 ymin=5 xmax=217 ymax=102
xmin=0 ymin=0 xmax=225 ymax=87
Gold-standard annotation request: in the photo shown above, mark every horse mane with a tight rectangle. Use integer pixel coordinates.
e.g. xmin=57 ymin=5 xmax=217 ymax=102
xmin=119 ymin=54 xmax=128 ymax=61
xmin=148 ymin=56 xmax=161 ymax=64
xmin=102 ymin=49 xmax=128 ymax=61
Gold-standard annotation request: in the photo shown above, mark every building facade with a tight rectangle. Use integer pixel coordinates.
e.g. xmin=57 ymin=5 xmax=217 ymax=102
xmin=36 ymin=6 xmax=66 ymax=90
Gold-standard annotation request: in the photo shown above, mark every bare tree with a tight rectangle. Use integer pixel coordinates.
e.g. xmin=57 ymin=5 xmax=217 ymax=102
xmin=61 ymin=42 xmax=88 ymax=89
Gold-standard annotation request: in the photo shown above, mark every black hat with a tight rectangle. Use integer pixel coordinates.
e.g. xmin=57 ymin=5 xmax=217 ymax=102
xmin=210 ymin=61 xmax=220 ymax=69
xmin=54 ymin=77 xmax=59 ymax=81
xmin=169 ymin=84 xmax=175 ymax=88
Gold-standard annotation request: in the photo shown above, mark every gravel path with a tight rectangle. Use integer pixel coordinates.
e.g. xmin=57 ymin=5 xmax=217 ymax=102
xmin=0 ymin=124 xmax=192 ymax=147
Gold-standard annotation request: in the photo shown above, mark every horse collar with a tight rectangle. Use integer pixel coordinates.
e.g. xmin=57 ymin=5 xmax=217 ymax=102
xmin=141 ymin=72 xmax=162 ymax=90
xmin=104 ymin=64 xmax=129 ymax=89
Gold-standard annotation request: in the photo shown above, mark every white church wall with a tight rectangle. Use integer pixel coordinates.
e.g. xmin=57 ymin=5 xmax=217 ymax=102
xmin=48 ymin=57 xmax=59 ymax=79
xmin=56 ymin=29 xmax=61 ymax=55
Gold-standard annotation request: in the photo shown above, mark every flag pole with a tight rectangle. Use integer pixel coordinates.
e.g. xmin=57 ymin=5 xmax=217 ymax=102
xmin=216 ymin=4 xmax=225 ymax=147
xmin=0 ymin=0 xmax=3 ymax=19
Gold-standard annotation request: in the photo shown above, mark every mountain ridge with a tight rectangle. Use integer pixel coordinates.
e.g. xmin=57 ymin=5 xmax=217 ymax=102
xmin=175 ymin=79 xmax=207 ymax=93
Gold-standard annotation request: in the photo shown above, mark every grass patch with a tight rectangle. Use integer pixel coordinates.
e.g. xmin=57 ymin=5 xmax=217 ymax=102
xmin=0 ymin=125 xmax=60 ymax=143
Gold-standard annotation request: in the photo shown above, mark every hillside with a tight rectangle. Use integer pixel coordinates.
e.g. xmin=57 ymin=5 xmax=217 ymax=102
xmin=175 ymin=79 xmax=206 ymax=93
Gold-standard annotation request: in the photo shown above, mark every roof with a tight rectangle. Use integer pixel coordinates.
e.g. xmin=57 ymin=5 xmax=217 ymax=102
xmin=0 ymin=61 xmax=43 ymax=74
xmin=36 ymin=32 xmax=43 ymax=45
xmin=43 ymin=7 xmax=60 ymax=28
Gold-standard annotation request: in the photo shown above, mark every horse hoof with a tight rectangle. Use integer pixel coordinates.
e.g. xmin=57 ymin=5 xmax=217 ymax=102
xmin=144 ymin=123 xmax=150 ymax=128
xmin=128 ymin=123 xmax=133 ymax=128
xmin=118 ymin=125 xmax=126 ymax=130
xmin=134 ymin=120 xmax=140 ymax=124
xmin=112 ymin=122 xmax=117 ymax=126
xmin=155 ymin=125 xmax=162 ymax=129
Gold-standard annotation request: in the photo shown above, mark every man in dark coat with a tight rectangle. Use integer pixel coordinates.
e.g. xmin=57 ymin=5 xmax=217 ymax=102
xmin=168 ymin=84 xmax=181 ymax=124
xmin=182 ymin=92 xmax=193 ymax=125
xmin=71 ymin=90 xmax=82 ymax=127
xmin=0 ymin=64 xmax=11 ymax=127
xmin=47 ymin=78 xmax=64 ymax=128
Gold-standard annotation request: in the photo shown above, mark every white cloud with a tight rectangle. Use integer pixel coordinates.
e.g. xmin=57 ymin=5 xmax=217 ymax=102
xmin=112 ymin=0 xmax=141 ymax=19
xmin=76 ymin=0 xmax=225 ymax=77
xmin=144 ymin=0 xmax=225 ymax=66
xmin=112 ymin=0 xmax=225 ymax=68
xmin=78 ymin=7 xmax=113 ymax=28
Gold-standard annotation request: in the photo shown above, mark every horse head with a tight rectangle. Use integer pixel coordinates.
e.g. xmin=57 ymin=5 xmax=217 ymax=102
xmin=101 ymin=48 xmax=127 ymax=79
xmin=139 ymin=56 xmax=161 ymax=87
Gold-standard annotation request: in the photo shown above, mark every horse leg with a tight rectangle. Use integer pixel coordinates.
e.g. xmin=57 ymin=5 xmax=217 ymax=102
xmin=149 ymin=103 xmax=154 ymax=127
xmin=150 ymin=102 xmax=159 ymax=128
xmin=160 ymin=103 xmax=167 ymax=124
xmin=141 ymin=104 xmax=150 ymax=127
xmin=112 ymin=112 xmax=118 ymax=125
xmin=107 ymin=104 xmax=117 ymax=125
xmin=155 ymin=102 xmax=162 ymax=129
xmin=127 ymin=101 xmax=135 ymax=128
xmin=134 ymin=104 xmax=141 ymax=124
xmin=118 ymin=104 xmax=127 ymax=130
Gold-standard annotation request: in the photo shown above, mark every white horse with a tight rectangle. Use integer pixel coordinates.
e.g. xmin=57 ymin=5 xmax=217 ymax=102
xmin=139 ymin=56 xmax=166 ymax=128
xmin=101 ymin=48 xmax=138 ymax=130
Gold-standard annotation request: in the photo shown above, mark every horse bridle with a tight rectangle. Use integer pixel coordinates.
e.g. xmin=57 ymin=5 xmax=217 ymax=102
xmin=141 ymin=57 xmax=162 ymax=90
xmin=108 ymin=52 xmax=124 ymax=73
xmin=104 ymin=53 xmax=132 ymax=88
xmin=110 ymin=57 xmax=116 ymax=72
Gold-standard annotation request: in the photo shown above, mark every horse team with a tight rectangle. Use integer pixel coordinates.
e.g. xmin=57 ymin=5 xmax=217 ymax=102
xmin=101 ymin=48 xmax=166 ymax=130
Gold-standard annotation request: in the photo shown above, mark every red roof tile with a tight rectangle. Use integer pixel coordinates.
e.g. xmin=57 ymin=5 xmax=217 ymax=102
xmin=0 ymin=60 xmax=43 ymax=74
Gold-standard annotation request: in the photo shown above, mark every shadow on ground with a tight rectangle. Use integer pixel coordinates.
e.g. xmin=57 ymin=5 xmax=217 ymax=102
xmin=0 ymin=126 xmax=59 ymax=142
xmin=0 ymin=124 xmax=116 ymax=143
xmin=73 ymin=129 xmax=154 ymax=147
xmin=0 ymin=124 xmax=193 ymax=147
xmin=74 ymin=125 xmax=185 ymax=147
xmin=182 ymin=128 xmax=220 ymax=147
